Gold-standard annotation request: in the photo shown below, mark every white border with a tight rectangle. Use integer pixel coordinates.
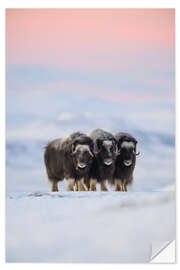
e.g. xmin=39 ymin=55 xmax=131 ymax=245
xmin=0 ymin=3 xmax=6 ymax=267
xmin=1 ymin=0 xmax=179 ymax=269
xmin=0 ymin=0 xmax=178 ymax=8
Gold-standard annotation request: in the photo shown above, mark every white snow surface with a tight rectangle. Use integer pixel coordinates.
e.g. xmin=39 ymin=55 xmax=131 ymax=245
xmin=6 ymin=191 xmax=175 ymax=263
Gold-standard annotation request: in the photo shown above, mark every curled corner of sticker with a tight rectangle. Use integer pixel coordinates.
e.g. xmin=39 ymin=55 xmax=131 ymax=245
xmin=150 ymin=240 xmax=175 ymax=263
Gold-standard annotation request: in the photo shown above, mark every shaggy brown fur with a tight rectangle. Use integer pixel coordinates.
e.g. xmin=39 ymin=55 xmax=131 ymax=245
xmin=110 ymin=132 xmax=139 ymax=191
xmin=44 ymin=132 xmax=94 ymax=192
xmin=85 ymin=129 xmax=117 ymax=191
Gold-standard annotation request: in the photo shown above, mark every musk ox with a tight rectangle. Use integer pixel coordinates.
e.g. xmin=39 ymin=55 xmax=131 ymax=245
xmin=85 ymin=128 xmax=117 ymax=191
xmin=110 ymin=132 xmax=140 ymax=191
xmin=44 ymin=132 xmax=94 ymax=192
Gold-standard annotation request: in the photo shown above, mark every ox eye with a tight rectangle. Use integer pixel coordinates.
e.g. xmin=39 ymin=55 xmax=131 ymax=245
xmin=74 ymin=149 xmax=80 ymax=155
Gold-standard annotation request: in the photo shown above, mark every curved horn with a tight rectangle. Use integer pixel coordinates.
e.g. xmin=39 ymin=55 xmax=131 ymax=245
xmin=72 ymin=144 xmax=77 ymax=154
xmin=88 ymin=149 xmax=94 ymax=157
xmin=115 ymin=145 xmax=118 ymax=155
xmin=116 ymin=146 xmax=121 ymax=155
xmin=133 ymin=150 xmax=140 ymax=156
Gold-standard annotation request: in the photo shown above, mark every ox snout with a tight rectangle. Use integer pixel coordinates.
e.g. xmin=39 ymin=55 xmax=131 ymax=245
xmin=123 ymin=160 xmax=132 ymax=166
xmin=77 ymin=161 xmax=87 ymax=169
xmin=77 ymin=152 xmax=93 ymax=169
xmin=104 ymin=158 xmax=113 ymax=166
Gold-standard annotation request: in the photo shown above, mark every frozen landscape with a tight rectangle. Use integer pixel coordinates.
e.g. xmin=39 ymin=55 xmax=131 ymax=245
xmin=6 ymin=9 xmax=175 ymax=262
xmin=6 ymin=92 xmax=175 ymax=262
xmin=6 ymin=87 xmax=175 ymax=263
xmin=6 ymin=85 xmax=175 ymax=263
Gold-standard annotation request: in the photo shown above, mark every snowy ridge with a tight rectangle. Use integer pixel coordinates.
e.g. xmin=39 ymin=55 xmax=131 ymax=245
xmin=7 ymin=190 xmax=175 ymax=209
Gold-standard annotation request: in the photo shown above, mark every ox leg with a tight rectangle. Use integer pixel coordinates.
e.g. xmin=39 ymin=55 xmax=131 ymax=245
xmin=121 ymin=184 xmax=125 ymax=192
xmin=121 ymin=182 xmax=127 ymax=192
xmin=90 ymin=179 xmax=97 ymax=191
xmin=66 ymin=178 xmax=75 ymax=191
xmin=123 ymin=184 xmax=127 ymax=192
xmin=115 ymin=179 xmax=122 ymax=191
xmin=84 ymin=178 xmax=90 ymax=191
xmin=77 ymin=179 xmax=86 ymax=191
xmin=100 ymin=180 xmax=108 ymax=191
xmin=83 ymin=182 xmax=89 ymax=191
xmin=50 ymin=180 xmax=59 ymax=192
xmin=74 ymin=181 xmax=78 ymax=191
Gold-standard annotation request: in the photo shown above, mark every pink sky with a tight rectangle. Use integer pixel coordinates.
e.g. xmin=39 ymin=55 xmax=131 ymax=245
xmin=6 ymin=9 xmax=174 ymax=69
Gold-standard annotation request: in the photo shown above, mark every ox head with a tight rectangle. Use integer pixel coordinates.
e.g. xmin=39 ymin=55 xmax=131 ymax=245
xmin=96 ymin=139 xmax=117 ymax=166
xmin=117 ymin=139 xmax=140 ymax=167
xmin=71 ymin=136 xmax=94 ymax=172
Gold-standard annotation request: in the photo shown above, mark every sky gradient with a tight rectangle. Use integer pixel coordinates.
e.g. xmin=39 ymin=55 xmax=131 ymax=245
xmin=6 ymin=9 xmax=174 ymax=68
xmin=6 ymin=9 xmax=175 ymax=103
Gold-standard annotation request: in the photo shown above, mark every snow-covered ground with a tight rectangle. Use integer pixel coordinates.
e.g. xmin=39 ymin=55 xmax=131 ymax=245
xmin=6 ymin=190 xmax=175 ymax=263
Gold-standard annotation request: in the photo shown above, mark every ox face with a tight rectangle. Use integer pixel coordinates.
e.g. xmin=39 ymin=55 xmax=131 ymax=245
xmin=119 ymin=141 xmax=136 ymax=166
xmin=72 ymin=144 xmax=94 ymax=172
xmin=97 ymin=139 xmax=117 ymax=166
